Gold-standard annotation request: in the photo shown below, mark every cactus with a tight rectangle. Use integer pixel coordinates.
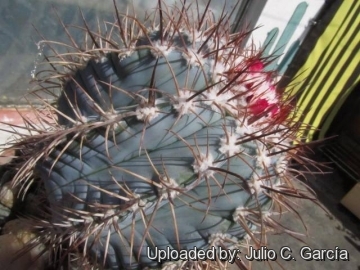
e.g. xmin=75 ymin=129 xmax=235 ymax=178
xmin=3 ymin=1 xmax=315 ymax=269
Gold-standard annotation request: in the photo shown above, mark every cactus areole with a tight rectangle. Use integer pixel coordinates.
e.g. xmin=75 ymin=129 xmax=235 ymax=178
xmin=10 ymin=1 xmax=310 ymax=269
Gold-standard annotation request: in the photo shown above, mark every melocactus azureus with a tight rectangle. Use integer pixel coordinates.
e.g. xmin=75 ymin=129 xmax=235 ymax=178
xmin=4 ymin=1 xmax=316 ymax=269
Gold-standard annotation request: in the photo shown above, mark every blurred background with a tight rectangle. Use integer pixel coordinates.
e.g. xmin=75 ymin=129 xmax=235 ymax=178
xmin=0 ymin=0 xmax=324 ymax=105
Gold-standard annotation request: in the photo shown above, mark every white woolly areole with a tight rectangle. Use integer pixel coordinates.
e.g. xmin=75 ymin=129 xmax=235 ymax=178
xmin=182 ymin=50 xmax=205 ymax=67
xmin=243 ymin=233 xmax=251 ymax=241
xmin=159 ymin=176 xmax=180 ymax=200
xmin=74 ymin=115 xmax=90 ymax=125
xmin=254 ymin=81 xmax=278 ymax=102
xmin=230 ymin=84 xmax=248 ymax=108
xmin=83 ymin=215 xmax=94 ymax=224
xmin=231 ymin=83 xmax=248 ymax=94
xmin=232 ymin=206 xmax=248 ymax=222
xmin=249 ymin=174 xmax=263 ymax=195
xmin=150 ymin=41 xmax=172 ymax=58
xmin=208 ymin=232 xmax=238 ymax=249
xmin=210 ymin=59 xmax=227 ymax=82
xmin=203 ymin=86 xmax=235 ymax=113
xmin=232 ymin=55 xmax=245 ymax=69
xmin=192 ymin=153 xmax=214 ymax=177
xmin=203 ymin=87 xmax=219 ymax=106
xmin=135 ymin=106 xmax=159 ymax=121
xmin=219 ymin=134 xmax=241 ymax=156
xmin=235 ymin=120 xmax=255 ymax=136
xmin=161 ymin=261 xmax=183 ymax=270
xmin=103 ymin=209 xmax=119 ymax=223
xmin=191 ymin=29 xmax=206 ymax=43
xmin=99 ymin=56 xmax=108 ymax=64
xmin=129 ymin=197 xmax=149 ymax=212
xmin=118 ymin=47 xmax=135 ymax=61
xmin=256 ymin=146 xmax=272 ymax=167
xmin=173 ymin=90 xmax=196 ymax=115
xmin=267 ymin=133 xmax=284 ymax=145
xmin=276 ymin=155 xmax=288 ymax=174
xmin=268 ymin=130 xmax=292 ymax=149
xmin=262 ymin=210 xmax=272 ymax=218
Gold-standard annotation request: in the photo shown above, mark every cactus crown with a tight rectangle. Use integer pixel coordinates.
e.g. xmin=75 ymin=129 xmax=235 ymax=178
xmin=5 ymin=1 xmax=315 ymax=269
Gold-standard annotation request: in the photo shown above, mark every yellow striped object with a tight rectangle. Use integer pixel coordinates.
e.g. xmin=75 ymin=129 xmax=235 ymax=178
xmin=289 ymin=0 xmax=360 ymax=141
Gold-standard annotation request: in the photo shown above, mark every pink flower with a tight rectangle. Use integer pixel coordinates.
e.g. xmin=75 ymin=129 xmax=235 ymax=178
xmin=248 ymin=60 xmax=264 ymax=73
xmin=249 ymin=99 xmax=279 ymax=117
xmin=249 ymin=98 xmax=269 ymax=115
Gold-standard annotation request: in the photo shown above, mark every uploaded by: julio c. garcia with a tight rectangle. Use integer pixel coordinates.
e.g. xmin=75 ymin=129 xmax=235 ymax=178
xmin=147 ymin=245 xmax=350 ymax=263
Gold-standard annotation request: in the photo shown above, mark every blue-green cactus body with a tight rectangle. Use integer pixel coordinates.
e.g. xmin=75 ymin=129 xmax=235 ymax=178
xmin=20 ymin=3 xmax=295 ymax=270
